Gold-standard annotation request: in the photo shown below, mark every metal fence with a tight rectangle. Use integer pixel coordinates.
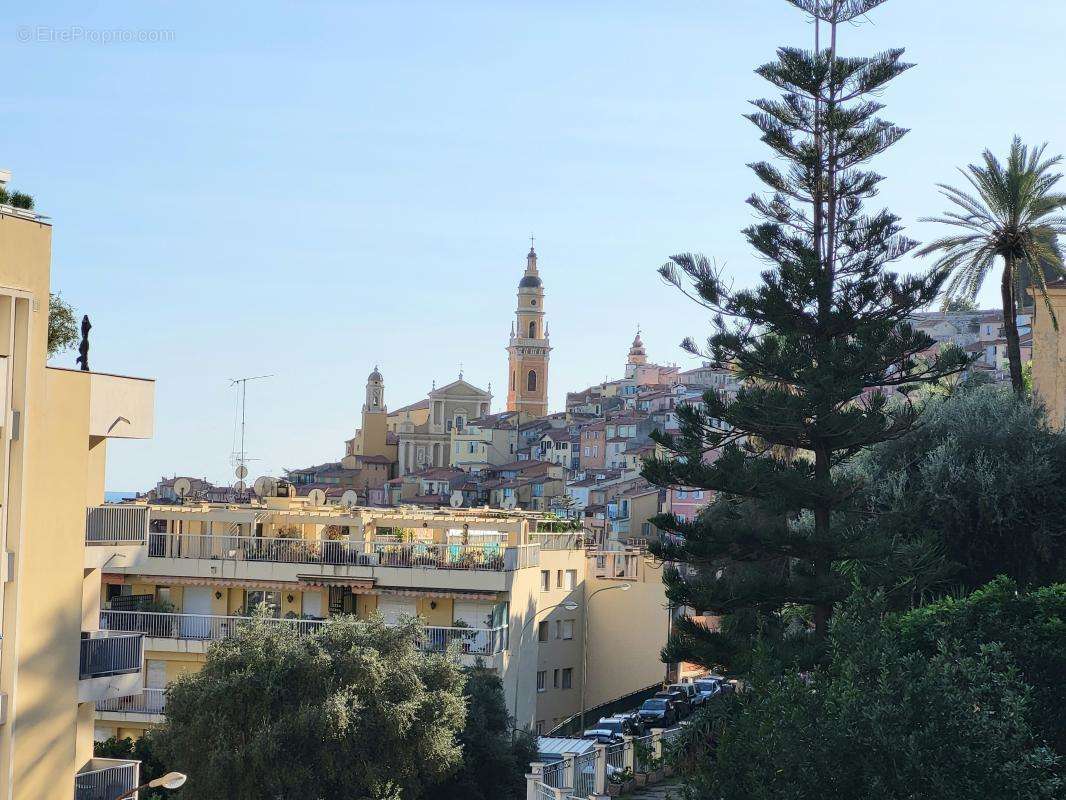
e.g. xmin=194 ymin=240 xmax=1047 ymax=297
xmin=146 ymin=533 xmax=538 ymax=571
xmin=85 ymin=505 xmax=149 ymax=544
xmin=632 ymin=733 xmax=656 ymax=773
xmin=570 ymin=750 xmax=597 ymax=800
xmin=530 ymin=532 xmax=584 ymax=550
xmin=79 ymin=633 xmax=142 ymax=680
xmin=74 ymin=760 xmax=139 ymax=800
xmin=97 ymin=687 xmax=166 ymax=716
xmin=99 ymin=611 xmax=508 ymax=655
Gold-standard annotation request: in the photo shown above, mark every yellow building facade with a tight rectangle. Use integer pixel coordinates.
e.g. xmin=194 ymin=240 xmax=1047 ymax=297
xmin=91 ymin=499 xmax=668 ymax=739
xmin=0 ymin=197 xmax=155 ymax=800
xmin=1031 ymin=279 xmax=1066 ymax=429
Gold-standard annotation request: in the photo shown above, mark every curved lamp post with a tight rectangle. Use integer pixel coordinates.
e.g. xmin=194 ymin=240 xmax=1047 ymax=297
xmin=113 ymin=771 xmax=187 ymax=800
xmin=512 ymin=599 xmax=581 ymax=739
xmin=579 ymin=582 xmax=630 ymax=733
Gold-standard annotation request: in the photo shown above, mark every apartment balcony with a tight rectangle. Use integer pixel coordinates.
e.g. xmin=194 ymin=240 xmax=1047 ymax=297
xmin=97 ymin=687 xmax=166 ymax=724
xmin=99 ymin=609 xmax=508 ymax=662
xmin=77 ymin=631 xmax=144 ymax=703
xmin=75 ymin=758 xmax=139 ymax=800
xmin=84 ymin=505 xmax=150 ymax=569
xmin=108 ymin=533 xmax=539 ymax=593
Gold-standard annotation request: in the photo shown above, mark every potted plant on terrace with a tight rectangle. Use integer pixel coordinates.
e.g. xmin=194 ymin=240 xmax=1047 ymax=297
xmin=606 ymin=767 xmax=634 ymax=796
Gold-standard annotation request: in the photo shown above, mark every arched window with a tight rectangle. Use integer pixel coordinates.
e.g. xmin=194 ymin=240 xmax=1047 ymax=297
xmin=528 ymin=320 xmax=536 ymax=338
xmin=527 ymin=370 xmax=537 ymax=392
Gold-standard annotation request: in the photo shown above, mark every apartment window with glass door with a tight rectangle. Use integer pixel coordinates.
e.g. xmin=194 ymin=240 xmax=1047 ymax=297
xmin=540 ymin=570 xmax=550 ymax=591
xmin=561 ymin=619 xmax=575 ymax=640
xmin=246 ymin=590 xmax=281 ymax=616
xmin=553 ymin=669 xmax=560 ymax=689
xmin=564 ymin=570 xmax=577 ymax=590
xmin=556 ymin=570 xmax=563 ymax=588
xmin=561 ymin=668 xmax=573 ymax=689
xmin=536 ymin=671 xmax=546 ymax=692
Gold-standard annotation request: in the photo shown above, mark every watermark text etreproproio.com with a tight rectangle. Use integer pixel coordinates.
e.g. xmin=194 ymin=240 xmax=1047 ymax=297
xmin=17 ymin=25 xmax=175 ymax=44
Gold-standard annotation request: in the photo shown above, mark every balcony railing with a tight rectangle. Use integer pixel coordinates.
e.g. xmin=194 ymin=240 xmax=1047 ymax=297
xmin=79 ymin=633 xmax=143 ymax=680
xmin=86 ymin=505 xmax=150 ymax=544
xmin=100 ymin=610 xmax=508 ymax=655
xmin=75 ymin=759 xmax=139 ymax=800
xmin=97 ymin=687 xmax=166 ymax=716
xmin=145 ymin=532 xmax=539 ymax=571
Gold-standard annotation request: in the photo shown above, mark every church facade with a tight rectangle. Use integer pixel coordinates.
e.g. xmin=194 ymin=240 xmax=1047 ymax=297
xmin=506 ymin=244 xmax=551 ymax=419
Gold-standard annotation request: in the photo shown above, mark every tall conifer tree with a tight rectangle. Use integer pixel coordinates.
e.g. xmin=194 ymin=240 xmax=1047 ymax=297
xmin=644 ymin=0 xmax=969 ymax=671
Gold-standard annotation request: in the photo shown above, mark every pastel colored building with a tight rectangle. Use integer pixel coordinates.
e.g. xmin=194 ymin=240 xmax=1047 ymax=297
xmin=91 ymin=500 xmax=669 ymax=739
xmin=0 ymin=180 xmax=156 ymax=800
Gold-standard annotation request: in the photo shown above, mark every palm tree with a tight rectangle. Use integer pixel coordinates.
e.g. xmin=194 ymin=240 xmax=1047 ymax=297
xmin=918 ymin=137 xmax=1066 ymax=393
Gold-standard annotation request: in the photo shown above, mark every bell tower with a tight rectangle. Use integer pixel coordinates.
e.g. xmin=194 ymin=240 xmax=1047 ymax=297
xmin=360 ymin=366 xmax=388 ymax=457
xmin=506 ymin=242 xmax=551 ymax=419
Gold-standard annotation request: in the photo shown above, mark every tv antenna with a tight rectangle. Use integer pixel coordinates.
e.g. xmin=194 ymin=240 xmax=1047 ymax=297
xmin=229 ymin=374 xmax=273 ymax=500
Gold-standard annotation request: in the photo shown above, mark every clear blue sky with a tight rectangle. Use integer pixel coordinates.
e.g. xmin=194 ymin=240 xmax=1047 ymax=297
xmin=3 ymin=1 xmax=1064 ymax=490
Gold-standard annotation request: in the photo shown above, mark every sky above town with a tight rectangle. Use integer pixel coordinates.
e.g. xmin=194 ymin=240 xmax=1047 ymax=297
xmin=3 ymin=1 xmax=1064 ymax=490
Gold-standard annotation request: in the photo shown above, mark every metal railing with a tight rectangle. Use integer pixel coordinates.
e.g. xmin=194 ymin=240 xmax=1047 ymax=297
xmin=530 ymin=532 xmax=584 ymax=550
xmin=79 ymin=633 xmax=143 ymax=680
xmin=632 ymin=733 xmax=656 ymax=773
xmin=605 ymin=739 xmax=629 ymax=772
xmin=99 ymin=610 xmax=509 ymax=655
xmin=146 ymin=532 xmax=539 ymax=571
xmin=571 ymin=750 xmax=597 ymax=800
xmin=97 ymin=687 xmax=166 ymax=716
xmin=85 ymin=505 xmax=149 ymax=544
xmin=75 ymin=759 xmax=139 ymax=800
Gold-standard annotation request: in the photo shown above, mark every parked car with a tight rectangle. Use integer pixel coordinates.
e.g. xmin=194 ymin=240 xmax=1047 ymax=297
xmin=654 ymin=689 xmax=691 ymax=718
xmin=602 ymin=713 xmax=644 ymax=736
xmin=637 ymin=697 xmax=678 ymax=727
xmin=610 ymin=710 xmax=646 ymax=735
xmin=581 ymin=716 xmax=637 ymax=742
xmin=670 ymin=682 xmax=701 ymax=708
xmin=693 ymin=677 xmax=723 ymax=703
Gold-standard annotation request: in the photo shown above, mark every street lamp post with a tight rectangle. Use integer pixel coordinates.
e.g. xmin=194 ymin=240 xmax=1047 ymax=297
xmin=511 ymin=599 xmax=581 ymax=740
xmin=112 ymin=771 xmax=187 ymax=800
xmin=580 ymin=582 xmax=630 ymax=733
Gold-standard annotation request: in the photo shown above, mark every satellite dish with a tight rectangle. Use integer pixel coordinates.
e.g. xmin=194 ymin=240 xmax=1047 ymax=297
xmin=340 ymin=455 xmax=359 ymax=470
xmin=501 ymin=495 xmax=517 ymax=510
xmin=307 ymin=488 xmax=327 ymax=507
xmin=173 ymin=478 xmax=192 ymax=500
xmin=449 ymin=490 xmax=464 ymax=509
xmin=253 ymin=476 xmax=278 ymax=497
xmin=235 ymin=464 xmax=248 ymax=480
xmin=340 ymin=490 xmax=359 ymax=509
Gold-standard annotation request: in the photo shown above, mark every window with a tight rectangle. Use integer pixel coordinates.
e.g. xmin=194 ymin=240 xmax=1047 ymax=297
xmin=536 ymin=671 xmax=546 ymax=692
xmin=584 ymin=447 xmax=590 ymax=457
xmin=537 ymin=620 xmax=549 ymax=642
xmin=535 ymin=720 xmax=546 ymax=735
xmin=511 ymin=371 xmax=515 ymax=390
xmin=527 ymin=370 xmax=537 ymax=392
xmin=246 ymin=590 xmax=281 ymax=616
xmin=553 ymin=669 xmax=560 ymax=689
xmin=529 ymin=320 xmax=536 ymax=338
xmin=556 ymin=569 xmax=563 ymax=588
xmin=560 ymin=619 xmax=575 ymax=640
xmin=540 ymin=570 xmax=550 ymax=591
xmin=562 ymin=668 xmax=573 ymax=689
xmin=564 ymin=570 xmax=577 ymax=590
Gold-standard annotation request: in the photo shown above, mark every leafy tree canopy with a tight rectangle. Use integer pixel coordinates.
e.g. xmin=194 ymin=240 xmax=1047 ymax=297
xmin=894 ymin=577 xmax=1066 ymax=755
xmin=423 ymin=667 xmax=536 ymax=800
xmin=154 ymin=614 xmax=466 ymax=800
xmin=678 ymin=597 xmax=1063 ymax=800
xmin=48 ymin=293 xmax=78 ymax=358
xmin=859 ymin=384 xmax=1066 ymax=594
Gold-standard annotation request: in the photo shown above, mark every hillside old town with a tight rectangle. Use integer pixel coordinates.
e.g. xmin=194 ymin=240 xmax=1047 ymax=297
xmin=3 ymin=1 xmax=1066 ymax=799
